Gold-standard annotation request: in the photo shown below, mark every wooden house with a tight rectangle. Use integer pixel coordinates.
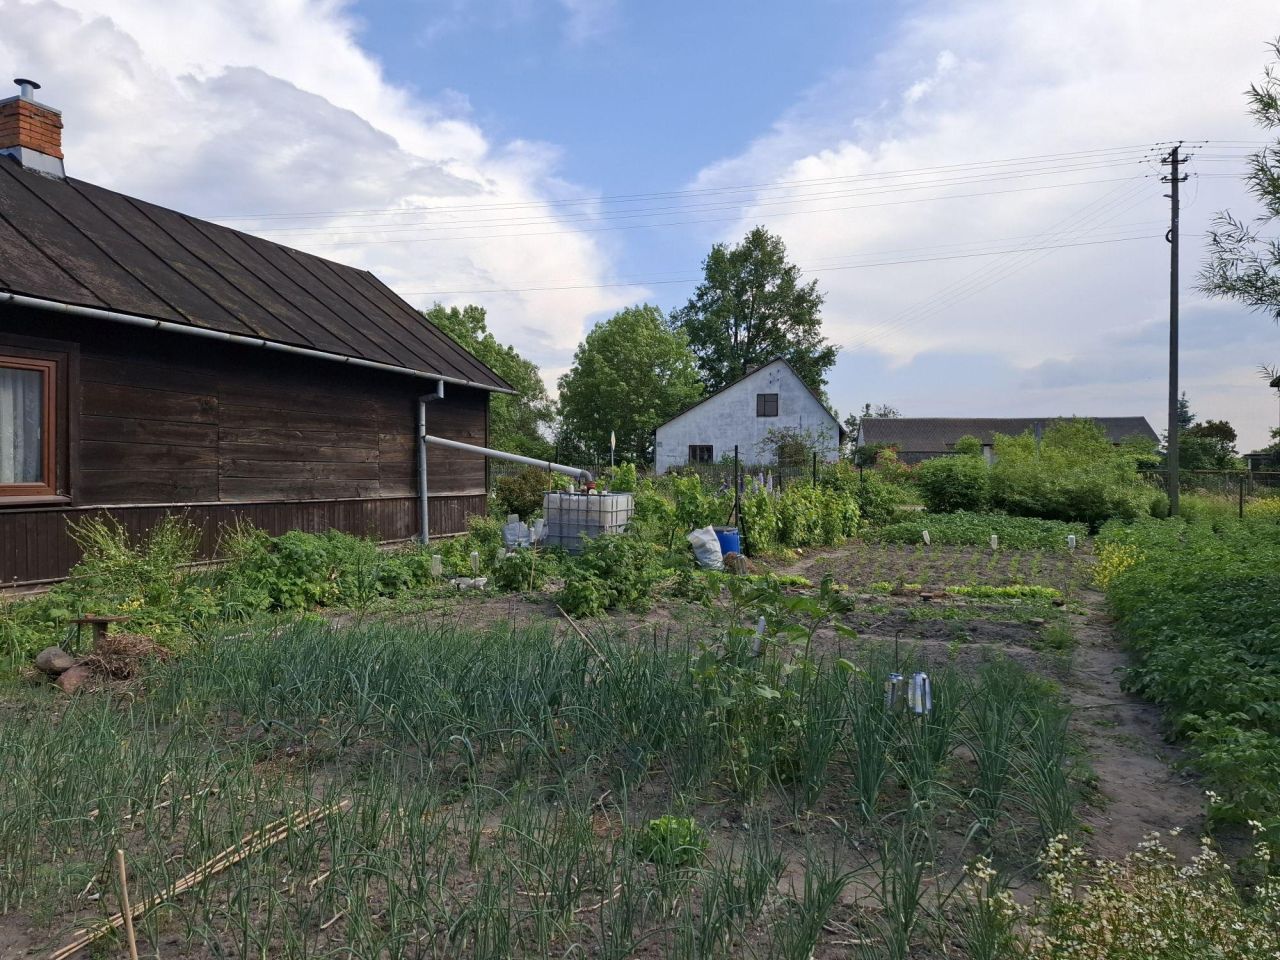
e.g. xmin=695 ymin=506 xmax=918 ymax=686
xmin=0 ymin=80 xmax=511 ymax=587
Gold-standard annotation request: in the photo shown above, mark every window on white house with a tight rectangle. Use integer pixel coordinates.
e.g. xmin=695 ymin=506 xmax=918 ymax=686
xmin=0 ymin=356 xmax=55 ymax=497
xmin=756 ymin=393 xmax=778 ymax=417
xmin=688 ymin=444 xmax=714 ymax=464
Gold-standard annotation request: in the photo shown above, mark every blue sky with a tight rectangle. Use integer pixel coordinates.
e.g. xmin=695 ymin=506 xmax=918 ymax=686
xmin=349 ymin=0 xmax=900 ymax=303
xmin=2 ymin=0 xmax=1278 ymax=448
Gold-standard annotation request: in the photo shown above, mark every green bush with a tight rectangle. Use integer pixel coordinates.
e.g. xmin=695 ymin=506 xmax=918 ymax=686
xmin=914 ymin=454 xmax=991 ymax=513
xmin=556 ymin=534 xmax=665 ymax=617
xmin=494 ymin=467 xmax=555 ymax=520
xmin=492 ymin=547 xmax=555 ymax=592
xmin=988 ymin=420 xmax=1162 ymax=529
xmin=609 ymin=462 xmax=637 ymax=493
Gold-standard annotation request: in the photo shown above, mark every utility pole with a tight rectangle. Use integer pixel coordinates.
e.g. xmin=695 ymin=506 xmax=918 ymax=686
xmin=1162 ymin=144 xmax=1189 ymax=516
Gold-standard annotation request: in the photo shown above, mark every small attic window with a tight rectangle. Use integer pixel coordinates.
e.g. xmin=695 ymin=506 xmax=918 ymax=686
xmin=756 ymin=393 xmax=779 ymax=417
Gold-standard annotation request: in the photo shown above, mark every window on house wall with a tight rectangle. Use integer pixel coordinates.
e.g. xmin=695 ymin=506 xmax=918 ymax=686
xmin=756 ymin=393 xmax=779 ymax=417
xmin=688 ymin=444 xmax=714 ymax=464
xmin=0 ymin=355 xmax=56 ymax=497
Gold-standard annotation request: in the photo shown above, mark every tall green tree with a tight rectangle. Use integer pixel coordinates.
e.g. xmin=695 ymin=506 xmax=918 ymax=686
xmin=668 ymin=226 xmax=838 ymax=395
xmin=557 ymin=305 xmax=704 ymax=464
xmin=421 ymin=304 xmax=555 ymax=459
xmin=1201 ymin=39 xmax=1280 ymax=319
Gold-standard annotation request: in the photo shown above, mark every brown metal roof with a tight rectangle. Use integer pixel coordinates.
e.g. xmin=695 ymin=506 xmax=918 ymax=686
xmin=858 ymin=416 xmax=1159 ymax=451
xmin=0 ymin=157 xmax=511 ymax=391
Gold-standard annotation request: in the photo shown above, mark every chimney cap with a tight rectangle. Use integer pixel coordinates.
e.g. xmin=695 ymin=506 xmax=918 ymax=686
xmin=13 ymin=78 xmax=41 ymax=99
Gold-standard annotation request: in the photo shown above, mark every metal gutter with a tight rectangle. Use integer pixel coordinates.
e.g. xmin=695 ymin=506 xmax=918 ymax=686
xmin=1 ymin=291 xmax=517 ymax=394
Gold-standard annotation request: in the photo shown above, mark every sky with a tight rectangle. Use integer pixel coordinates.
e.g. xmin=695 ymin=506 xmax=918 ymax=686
xmin=2 ymin=0 xmax=1279 ymax=449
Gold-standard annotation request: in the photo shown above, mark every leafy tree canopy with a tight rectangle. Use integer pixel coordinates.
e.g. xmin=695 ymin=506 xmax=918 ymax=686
xmin=668 ymin=227 xmax=838 ymax=396
xmin=556 ymin=304 xmax=704 ymax=464
xmin=1201 ymin=39 xmax=1280 ymax=320
xmin=421 ymin=303 xmax=555 ymax=459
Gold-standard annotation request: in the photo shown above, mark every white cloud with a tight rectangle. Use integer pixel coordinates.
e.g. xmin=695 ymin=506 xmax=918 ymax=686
xmin=0 ymin=0 xmax=636 ymax=368
xmin=687 ymin=0 xmax=1280 ymax=449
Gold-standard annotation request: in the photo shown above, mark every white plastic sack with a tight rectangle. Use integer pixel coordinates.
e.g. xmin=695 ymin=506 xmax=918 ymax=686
xmin=687 ymin=525 xmax=724 ymax=571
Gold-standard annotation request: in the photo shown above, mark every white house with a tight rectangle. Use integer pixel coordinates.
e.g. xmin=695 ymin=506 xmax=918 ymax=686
xmin=654 ymin=359 xmax=844 ymax=473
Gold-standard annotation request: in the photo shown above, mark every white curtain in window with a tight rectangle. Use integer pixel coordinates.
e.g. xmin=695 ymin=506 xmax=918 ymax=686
xmin=0 ymin=366 xmax=44 ymax=484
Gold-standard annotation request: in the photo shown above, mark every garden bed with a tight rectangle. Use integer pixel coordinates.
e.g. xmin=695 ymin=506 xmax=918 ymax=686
xmin=3 ymin=539 xmax=1259 ymax=959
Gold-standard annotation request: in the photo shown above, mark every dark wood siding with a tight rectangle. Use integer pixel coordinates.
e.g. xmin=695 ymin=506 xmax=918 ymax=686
xmin=0 ymin=307 xmax=491 ymax=586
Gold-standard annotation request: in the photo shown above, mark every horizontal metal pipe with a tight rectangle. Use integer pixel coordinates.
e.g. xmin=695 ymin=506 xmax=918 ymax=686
xmin=423 ymin=434 xmax=593 ymax=482
xmin=1 ymin=291 xmax=516 ymax=394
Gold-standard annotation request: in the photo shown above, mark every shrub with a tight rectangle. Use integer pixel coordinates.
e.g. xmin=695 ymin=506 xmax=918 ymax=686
xmin=988 ymin=420 xmax=1162 ymax=528
xmin=609 ymin=461 xmax=638 ymax=492
xmin=556 ymin=534 xmax=664 ymax=617
xmin=494 ymin=467 xmax=555 ymax=520
xmin=492 ymin=547 xmax=554 ymax=592
xmin=915 ymin=454 xmax=991 ymax=513
xmin=853 ymin=471 xmax=900 ymax=526
xmin=953 ymin=434 xmax=983 ymax=456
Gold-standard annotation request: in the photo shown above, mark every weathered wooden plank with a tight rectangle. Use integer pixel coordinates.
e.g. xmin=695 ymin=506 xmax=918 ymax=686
xmin=79 ymin=469 xmax=219 ymax=503
xmin=81 ymin=380 xmax=217 ymax=423
xmin=81 ymin=416 xmax=218 ymax=447
xmin=82 ymin=440 xmax=218 ymax=470
xmin=219 ymin=477 xmax=382 ymax=501
xmin=221 ymin=459 xmax=380 ymax=481
xmin=218 ymin=441 xmax=378 ymax=463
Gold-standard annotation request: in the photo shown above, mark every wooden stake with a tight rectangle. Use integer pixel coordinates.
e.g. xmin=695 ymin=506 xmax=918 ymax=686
xmin=49 ymin=802 xmax=346 ymax=960
xmin=555 ymin=604 xmax=611 ymax=673
xmin=114 ymin=850 xmax=140 ymax=960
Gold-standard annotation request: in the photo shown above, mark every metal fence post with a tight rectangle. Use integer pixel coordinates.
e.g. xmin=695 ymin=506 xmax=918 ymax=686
xmin=812 ymin=451 xmax=818 ymax=486
xmin=1239 ymin=474 xmax=1245 ymax=519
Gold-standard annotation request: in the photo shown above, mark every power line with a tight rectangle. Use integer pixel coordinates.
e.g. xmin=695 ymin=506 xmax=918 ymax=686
xmin=210 ymin=142 xmax=1189 ymax=223
xmin=247 ymin=155 xmax=1168 ymax=237
xmin=296 ymin=174 xmax=1159 ymax=246
xmin=401 ymin=221 xmax=1165 ymax=296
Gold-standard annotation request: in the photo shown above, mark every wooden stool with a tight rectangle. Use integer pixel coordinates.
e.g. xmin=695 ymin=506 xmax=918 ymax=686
xmin=69 ymin=614 xmax=131 ymax=653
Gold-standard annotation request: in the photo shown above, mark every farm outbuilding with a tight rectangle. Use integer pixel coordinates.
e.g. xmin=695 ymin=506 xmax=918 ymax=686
xmin=0 ymin=80 xmax=511 ymax=587
xmin=857 ymin=416 xmax=1159 ymax=465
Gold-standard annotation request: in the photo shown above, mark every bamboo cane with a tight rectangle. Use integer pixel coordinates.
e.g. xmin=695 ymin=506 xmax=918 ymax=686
xmin=113 ymin=850 xmax=139 ymax=960
xmin=49 ymin=801 xmax=347 ymax=960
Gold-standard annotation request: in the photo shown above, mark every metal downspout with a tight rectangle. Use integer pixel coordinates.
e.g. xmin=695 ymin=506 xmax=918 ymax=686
xmin=418 ymin=381 xmax=445 ymax=543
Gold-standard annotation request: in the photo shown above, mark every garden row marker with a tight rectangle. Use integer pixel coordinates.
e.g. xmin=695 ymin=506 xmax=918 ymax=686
xmin=430 ymin=554 xmax=443 ymax=577
xmin=49 ymin=801 xmax=348 ymax=960
xmin=990 ymin=534 xmax=999 ymax=550
xmin=751 ymin=616 xmax=766 ymax=657
xmin=1067 ymin=535 xmax=1077 ymax=551
xmin=921 ymin=530 xmax=931 ymax=546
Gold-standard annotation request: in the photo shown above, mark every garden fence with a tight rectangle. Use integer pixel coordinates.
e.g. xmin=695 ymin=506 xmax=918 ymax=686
xmin=488 ymin=457 xmax=826 ymax=494
xmin=1142 ymin=469 xmax=1280 ymax=499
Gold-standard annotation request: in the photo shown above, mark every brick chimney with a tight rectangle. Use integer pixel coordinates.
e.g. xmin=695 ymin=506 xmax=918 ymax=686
xmin=0 ymin=79 xmax=65 ymax=178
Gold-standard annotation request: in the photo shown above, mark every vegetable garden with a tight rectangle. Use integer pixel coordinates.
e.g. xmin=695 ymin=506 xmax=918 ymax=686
xmin=2 ymin=446 xmax=1279 ymax=957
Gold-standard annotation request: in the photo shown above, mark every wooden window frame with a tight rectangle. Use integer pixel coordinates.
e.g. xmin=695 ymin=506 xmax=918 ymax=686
xmin=688 ymin=444 xmax=714 ymax=464
xmin=0 ymin=354 xmax=57 ymax=498
xmin=756 ymin=393 xmax=779 ymax=417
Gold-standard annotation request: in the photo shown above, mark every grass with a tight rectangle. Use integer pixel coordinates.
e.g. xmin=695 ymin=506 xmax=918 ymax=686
xmin=0 ymin=603 xmax=1081 ymax=957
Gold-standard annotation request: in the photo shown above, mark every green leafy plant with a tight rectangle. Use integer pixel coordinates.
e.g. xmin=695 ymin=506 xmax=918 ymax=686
xmin=632 ymin=816 xmax=708 ymax=867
